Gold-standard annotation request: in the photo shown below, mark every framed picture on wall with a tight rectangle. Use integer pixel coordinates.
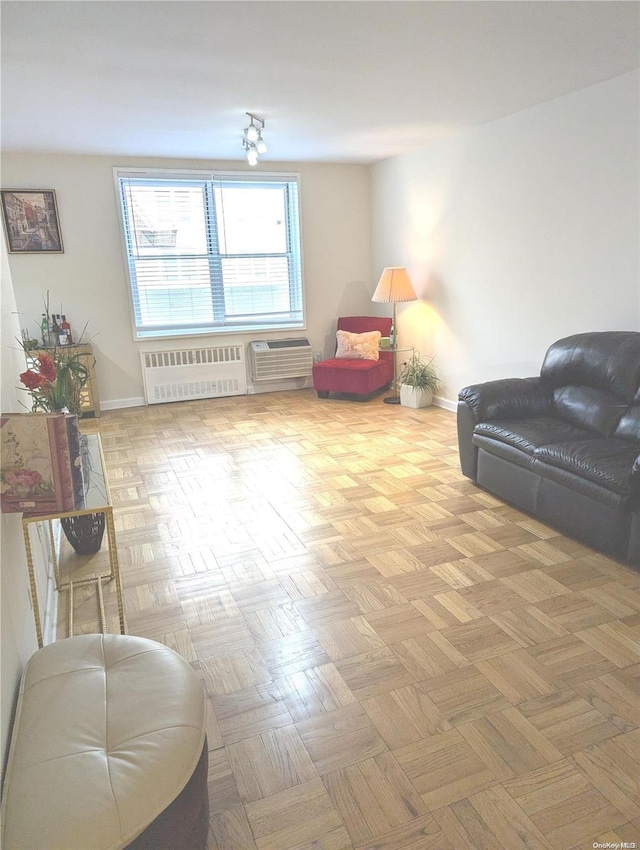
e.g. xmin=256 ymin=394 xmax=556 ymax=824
xmin=0 ymin=189 xmax=64 ymax=254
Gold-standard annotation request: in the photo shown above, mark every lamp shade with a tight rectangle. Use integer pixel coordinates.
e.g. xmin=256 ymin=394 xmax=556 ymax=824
xmin=371 ymin=267 xmax=417 ymax=303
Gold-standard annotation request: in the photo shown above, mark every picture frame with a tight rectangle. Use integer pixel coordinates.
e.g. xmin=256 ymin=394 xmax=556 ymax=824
xmin=0 ymin=189 xmax=64 ymax=253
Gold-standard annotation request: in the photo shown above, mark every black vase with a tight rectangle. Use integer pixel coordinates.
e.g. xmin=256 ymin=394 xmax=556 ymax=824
xmin=60 ymin=512 xmax=106 ymax=555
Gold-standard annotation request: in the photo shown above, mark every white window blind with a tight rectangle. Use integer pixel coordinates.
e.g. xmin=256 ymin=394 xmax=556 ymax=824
xmin=116 ymin=170 xmax=304 ymax=339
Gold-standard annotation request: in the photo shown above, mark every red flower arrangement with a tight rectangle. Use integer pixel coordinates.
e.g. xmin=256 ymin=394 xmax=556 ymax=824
xmin=19 ymin=350 xmax=89 ymax=415
xmin=20 ymin=351 xmax=57 ymax=391
xmin=19 ymin=368 xmax=47 ymax=391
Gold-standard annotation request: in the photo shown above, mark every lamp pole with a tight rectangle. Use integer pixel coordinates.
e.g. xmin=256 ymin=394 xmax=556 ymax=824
xmin=371 ymin=267 xmax=417 ymax=406
xmin=385 ymin=300 xmax=400 ymax=405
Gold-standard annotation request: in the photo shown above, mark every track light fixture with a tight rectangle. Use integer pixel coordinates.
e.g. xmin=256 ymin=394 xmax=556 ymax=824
xmin=242 ymin=112 xmax=267 ymax=166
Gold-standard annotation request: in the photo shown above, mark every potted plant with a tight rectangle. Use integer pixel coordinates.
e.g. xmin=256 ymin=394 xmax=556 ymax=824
xmin=398 ymin=350 xmax=440 ymax=408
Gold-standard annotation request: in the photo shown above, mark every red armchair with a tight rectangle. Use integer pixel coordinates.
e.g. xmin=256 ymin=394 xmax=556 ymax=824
xmin=312 ymin=316 xmax=393 ymax=399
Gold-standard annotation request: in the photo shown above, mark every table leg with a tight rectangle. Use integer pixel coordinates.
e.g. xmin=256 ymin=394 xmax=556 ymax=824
xmin=47 ymin=519 xmax=61 ymax=589
xmin=67 ymin=582 xmax=74 ymax=638
xmin=22 ymin=521 xmax=43 ymax=649
xmin=104 ymin=507 xmax=126 ymax=635
xmin=96 ymin=579 xmax=106 ymax=633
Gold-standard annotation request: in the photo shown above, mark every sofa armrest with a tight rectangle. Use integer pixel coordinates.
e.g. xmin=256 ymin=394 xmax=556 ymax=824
xmin=457 ymin=400 xmax=479 ymax=480
xmin=458 ymin=377 xmax=551 ymax=424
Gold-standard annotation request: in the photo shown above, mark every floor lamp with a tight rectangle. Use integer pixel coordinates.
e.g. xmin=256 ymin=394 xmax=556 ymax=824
xmin=371 ymin=267 xmax=418 ymax=404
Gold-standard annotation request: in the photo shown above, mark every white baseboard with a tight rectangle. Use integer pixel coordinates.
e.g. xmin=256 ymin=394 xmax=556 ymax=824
xmin=98 ymin=383 xmax=314 ymax=409
xmin=433 ymin=395 xmax=457 ymax=412
xmin=101 ymin=384 xmax=449 ymax=409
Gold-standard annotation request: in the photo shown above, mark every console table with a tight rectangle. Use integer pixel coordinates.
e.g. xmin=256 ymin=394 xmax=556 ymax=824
xmin=21 ymin=434 xmax=125 ymax=647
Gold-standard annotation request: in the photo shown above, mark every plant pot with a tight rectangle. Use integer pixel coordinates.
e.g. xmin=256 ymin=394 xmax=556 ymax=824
xmin=400 ymin=385 xmax=433 ymax=409
xmin=60 ymin=512 xmax=106 ymax=555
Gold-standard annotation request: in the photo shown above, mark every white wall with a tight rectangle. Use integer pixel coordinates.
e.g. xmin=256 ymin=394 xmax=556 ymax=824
xmin=372 ymin=71 xmax=640 ymax=405
xmin=2 ymin=157 xmax=372 ymax=407
xmin=0 ymin=245 xmax=39 ymax=778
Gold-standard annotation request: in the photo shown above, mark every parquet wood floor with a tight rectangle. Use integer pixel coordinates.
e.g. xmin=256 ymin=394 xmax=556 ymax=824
xmin=63 ymin=390 xmax=640 ymax=849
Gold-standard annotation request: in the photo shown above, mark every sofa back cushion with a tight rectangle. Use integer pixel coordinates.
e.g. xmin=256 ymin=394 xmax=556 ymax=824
xmin=615 ymin=405 xmax=640 ymax=442
xmin=337 ymin=316 xmax=392 ymax=336
xmin=541 ymin=332 xmax=640 ymax=436
xmin=541 ymin=332 xmax=640 ymax=401
xmin=553 ymin=386 xmax=629 ymax=436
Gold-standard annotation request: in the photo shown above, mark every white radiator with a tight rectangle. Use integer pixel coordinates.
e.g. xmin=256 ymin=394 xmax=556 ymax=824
xmin=249 ymin=339 xmax=313 ymax=382
xmin=140 ymin=345 xmax=247 ymax=404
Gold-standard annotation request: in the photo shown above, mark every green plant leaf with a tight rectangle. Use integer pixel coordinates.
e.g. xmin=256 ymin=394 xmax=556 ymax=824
xmin=398 ymin=349 xmax=441 ymax=391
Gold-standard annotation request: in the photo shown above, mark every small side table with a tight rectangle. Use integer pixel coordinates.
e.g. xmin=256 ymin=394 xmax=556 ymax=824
xmin=379 ymin=345 xmax=411 ymax=404
xmin=22 ymin=434 xmax=125 ymax=647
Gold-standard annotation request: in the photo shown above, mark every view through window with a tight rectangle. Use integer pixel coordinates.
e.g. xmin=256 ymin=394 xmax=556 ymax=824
xmin=116 ymin=171 xmax=304 ymax=339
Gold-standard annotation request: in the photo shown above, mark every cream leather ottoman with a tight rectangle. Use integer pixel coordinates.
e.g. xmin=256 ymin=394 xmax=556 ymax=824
xmin=2 ymin=634 xmax=208 ymax=850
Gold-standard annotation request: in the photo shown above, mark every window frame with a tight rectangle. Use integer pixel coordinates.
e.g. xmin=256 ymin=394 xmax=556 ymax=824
xmin=113 ymin=167 xmax=306 ymax=341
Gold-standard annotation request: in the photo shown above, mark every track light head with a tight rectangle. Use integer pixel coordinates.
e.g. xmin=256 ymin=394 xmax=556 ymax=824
xmin=242 ymin=112 xmax=266 ymax=164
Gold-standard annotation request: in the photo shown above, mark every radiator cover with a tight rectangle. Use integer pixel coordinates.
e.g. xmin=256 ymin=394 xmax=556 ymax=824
xmin=141 ymin=346 xmax=246 ymax=404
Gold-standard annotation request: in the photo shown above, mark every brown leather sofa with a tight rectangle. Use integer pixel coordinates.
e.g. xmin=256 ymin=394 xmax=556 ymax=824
xmin=457 ymin=332 xmax=640 ymax=564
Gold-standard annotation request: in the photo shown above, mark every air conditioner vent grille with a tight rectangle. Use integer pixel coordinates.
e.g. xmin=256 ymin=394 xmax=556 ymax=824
xmin=249 ymin=339 xmax=313 ymax=381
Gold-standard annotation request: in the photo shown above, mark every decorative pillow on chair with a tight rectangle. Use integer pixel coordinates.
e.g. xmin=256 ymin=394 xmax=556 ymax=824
xmin=335 ymin=330 xmax=381 ymax=361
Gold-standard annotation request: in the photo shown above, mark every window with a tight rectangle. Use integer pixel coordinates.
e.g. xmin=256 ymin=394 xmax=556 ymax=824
xmin=116 ymin=170 xmax=304 ymax=339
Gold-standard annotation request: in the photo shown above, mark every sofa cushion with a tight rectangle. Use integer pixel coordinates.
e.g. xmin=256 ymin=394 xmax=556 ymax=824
xmin=314 ymin=357 xmax=387 ymax=373
xmin=615 ymin=405 xmax=640 ymax=442
xmin=540 ymin=331 xmax=640 ymax=402
xmin=534 ymin=438 xmax=640 ymax=500
xmin=337 ymin=316 xmax=392 ymax=336
xmin=473 ymin=417 xmax=597 ymax=456
xmin=312 ymin=356 xmax=392 ymax=395
xmin=552 ymin=385 xmax=628 ymax=436
xmin=459 ymin=378 xmax=551 ymax=422
xmin=473 ymin=433 xmax=538 ymax=471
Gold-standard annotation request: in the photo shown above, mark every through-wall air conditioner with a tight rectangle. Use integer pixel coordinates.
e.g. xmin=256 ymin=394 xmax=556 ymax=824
xmin=248 ymin=338 xmax=313 ymax=382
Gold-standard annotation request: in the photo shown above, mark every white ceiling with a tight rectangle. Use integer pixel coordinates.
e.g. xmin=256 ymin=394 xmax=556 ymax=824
xmin=2 ymin=1 xmax=639 ymax=164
